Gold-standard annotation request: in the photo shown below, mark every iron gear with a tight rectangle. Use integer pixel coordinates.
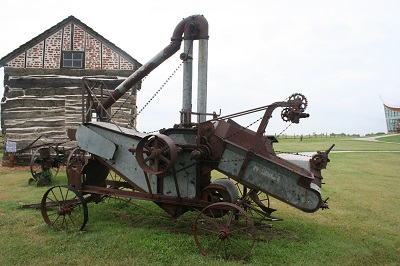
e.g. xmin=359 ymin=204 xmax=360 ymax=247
xmin=288 ymin=93 xmax=308 ymax=112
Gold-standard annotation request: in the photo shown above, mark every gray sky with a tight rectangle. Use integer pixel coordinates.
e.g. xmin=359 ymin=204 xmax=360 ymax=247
xmin=1 ymin=0 xmax=399 ymax=136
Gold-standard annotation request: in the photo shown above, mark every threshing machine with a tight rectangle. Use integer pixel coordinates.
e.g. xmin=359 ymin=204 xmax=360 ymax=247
xmin=40 ymin=15 xmax=334 ymax=260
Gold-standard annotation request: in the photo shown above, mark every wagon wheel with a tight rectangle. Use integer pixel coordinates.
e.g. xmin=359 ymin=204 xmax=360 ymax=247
xmin=193 ymin=202 xmax=256 ymax=260
xmin=136 ymin=134 xmax=177 ymax=175
xmin=30 ymin=147 xmax=60 ymax=186
xmin=242 ymin=189 xmax=276 ymax=225
xmin=66 ymin=147 xmax=86 ymax=181
xmin=236 ymin=184 xmax=278 ymax=225
xmin=41 ymin=185 xmax=88 ymax=231
xmin=103 ymin=170 xmax=133 ymax=203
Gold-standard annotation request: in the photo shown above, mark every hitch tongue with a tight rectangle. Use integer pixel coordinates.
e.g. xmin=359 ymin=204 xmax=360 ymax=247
xmin=325 ymin=144 xmax=335 ymax=155
xmin=320 ymin=197 xmax=329 ymax=210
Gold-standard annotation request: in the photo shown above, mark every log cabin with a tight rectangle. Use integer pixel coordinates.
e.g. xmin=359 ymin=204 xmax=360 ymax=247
xmin=0 ymin=16 xmax=142 ymax=166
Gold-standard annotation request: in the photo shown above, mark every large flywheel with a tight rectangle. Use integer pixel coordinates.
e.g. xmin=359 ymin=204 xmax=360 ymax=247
xmin=135 ymin=134 xmax=177 ymax=175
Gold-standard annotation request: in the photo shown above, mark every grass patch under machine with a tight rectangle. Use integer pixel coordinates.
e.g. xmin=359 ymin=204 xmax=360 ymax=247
xmin=0 ymin=137 xmax=399 ymax=265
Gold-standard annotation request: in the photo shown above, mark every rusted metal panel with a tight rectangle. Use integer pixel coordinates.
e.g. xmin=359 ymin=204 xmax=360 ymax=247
xmin=75 ymin=124 xmax=116 ymax=160
xmin=217 ymin=143 xmax=320 ymax=212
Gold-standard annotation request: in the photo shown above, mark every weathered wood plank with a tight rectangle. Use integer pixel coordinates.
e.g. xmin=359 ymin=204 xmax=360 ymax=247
xmin=2 ymin=109 xmax=65 ymax=119
xmin=4 ymin=89 xmax=25 ymax=98
xmin=4 ymin=119 xmax=65 ymax=128
xmin=5 ymin=131 xmax=66 ymax=140
xmin=65 ymin=123 xmax=81 ymax=128
xmin=4 ymin=125 xmax=67 ymax=135
xmin=24 ymin=87 xmax=82 ymax=97
xmin=5 ymin=77 xmax=125 ymax=89
xmin=2 ymin=98 xmax=65 ymax=109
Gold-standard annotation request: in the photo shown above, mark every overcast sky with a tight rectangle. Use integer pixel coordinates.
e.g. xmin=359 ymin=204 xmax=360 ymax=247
xmin=1 ymin=0 xmax=399 ymax=136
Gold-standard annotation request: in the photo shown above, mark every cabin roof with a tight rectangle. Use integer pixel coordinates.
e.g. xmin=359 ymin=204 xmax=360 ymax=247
xmin=0 ymin=15 xmax=140 ymax=68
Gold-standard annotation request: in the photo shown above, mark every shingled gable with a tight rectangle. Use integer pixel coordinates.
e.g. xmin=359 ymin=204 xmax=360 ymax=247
xmin=0 ymin=15 xmax=140 ymax=69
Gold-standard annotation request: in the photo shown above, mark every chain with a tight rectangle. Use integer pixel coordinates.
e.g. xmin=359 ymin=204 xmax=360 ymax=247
xmin=217 ymin=116 xmax=264 ymax=142
xmin=205 ymin=96 xmax=302 ymax=159
xmin=276 ymin=122 xmax=293 ymax=138
xmin=206 ymin=94 xmax=303 ymax=143
xmin=274 ymin=150 xmax=312 ymax=157
xmin=135 ymin=62 xmax=183 ymax=118
xmin=107 ymin=90 xmax=136 ymax=125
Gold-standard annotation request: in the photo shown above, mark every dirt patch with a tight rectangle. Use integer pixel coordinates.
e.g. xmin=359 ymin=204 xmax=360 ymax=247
xmin=0 ymin=164 xmax=30 ymax=172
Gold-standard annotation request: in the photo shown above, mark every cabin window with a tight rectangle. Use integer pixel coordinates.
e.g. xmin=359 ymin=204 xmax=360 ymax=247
xmin=62 ymin=51 xmax=84 ymax=68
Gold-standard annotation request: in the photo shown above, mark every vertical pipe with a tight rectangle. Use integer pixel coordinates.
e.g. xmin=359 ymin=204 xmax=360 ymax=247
xmin=82 ymin=83 xmax=85 ymax=123
xmin=181 ymin=40 xmax=193 ymax=125
xmin=197 ymin=39 xmax=208 ymax=123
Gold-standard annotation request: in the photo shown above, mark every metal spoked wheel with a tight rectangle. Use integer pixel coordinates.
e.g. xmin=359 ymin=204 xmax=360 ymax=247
xmin=193 ymin=202 xmax=256 ymax=260
xmin=234 ymin=182 xmax=279 ymax=225
xmin=106 ymin=170 xmax=124 ymax=189
xmin=41 ymin=185 xmax=88 ymax=231
xmin=103 ymin=170 xmax=133 ymax=203
xmin=240 ymin=189 xmax=275 ymax=225
xmin=66 ymin=147 xmax=86 ymax=181
xmin=30 ymin=147 xmax=60 ymax=186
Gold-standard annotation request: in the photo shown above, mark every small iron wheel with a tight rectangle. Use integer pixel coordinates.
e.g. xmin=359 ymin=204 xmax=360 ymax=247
xmin=66 ymin=147 xmax=86 ymax=181
xmin=41 ymin=185 xmax=88 ymax=231
xmin=235 ymin=184 xmax=278 ymax=225
xmin=102 ymin=170 xmax=133 ymax=203
xmin=193 ymin=202 xmax=256 ymax=260
xmin=30 ymin=147 xmax=60 ymax=185
xmin=136 ymin=134 xmax=177 ymax=175
xmin=241 ymin=189 xmax=276 ymax=225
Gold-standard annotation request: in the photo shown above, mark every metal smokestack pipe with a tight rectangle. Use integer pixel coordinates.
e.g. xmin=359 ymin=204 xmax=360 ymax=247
xmin=98 ymin=15 xmax=209 ymax=113
xmin=181 ymin=39 xmax=193 ymax=125
xmin=197 ymin=39 xmax=208 ymax=123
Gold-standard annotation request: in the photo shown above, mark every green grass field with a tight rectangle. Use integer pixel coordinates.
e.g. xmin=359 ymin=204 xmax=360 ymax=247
xmin=0 ymin=136 xmax=399 ymax=265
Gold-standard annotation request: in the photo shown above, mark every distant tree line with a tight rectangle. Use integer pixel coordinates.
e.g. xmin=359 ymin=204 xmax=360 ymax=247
xmin=275 ymin=132 xmax=387 ymax=139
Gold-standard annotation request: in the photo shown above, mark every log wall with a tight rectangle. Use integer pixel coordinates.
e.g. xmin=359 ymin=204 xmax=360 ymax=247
xmin=1 ymin=68 xmax=139 ymax=166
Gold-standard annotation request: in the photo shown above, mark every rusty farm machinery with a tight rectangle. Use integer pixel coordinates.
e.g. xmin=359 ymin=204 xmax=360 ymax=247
xmin=10 ymin=136 xmax=77 ymax=186
xmin=38 ymin=15 xmax=334 ymax=260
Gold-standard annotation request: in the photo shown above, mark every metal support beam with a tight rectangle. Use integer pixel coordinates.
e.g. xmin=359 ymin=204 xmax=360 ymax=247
xmin=181 ymin=40 xmax=193 ymax=125
xmin=197 ymin=39 xmax=208 ymax=123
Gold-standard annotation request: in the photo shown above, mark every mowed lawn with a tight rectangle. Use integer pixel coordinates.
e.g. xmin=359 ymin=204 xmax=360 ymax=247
xmin=0 ymin=136 xmax=399 ymax=265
